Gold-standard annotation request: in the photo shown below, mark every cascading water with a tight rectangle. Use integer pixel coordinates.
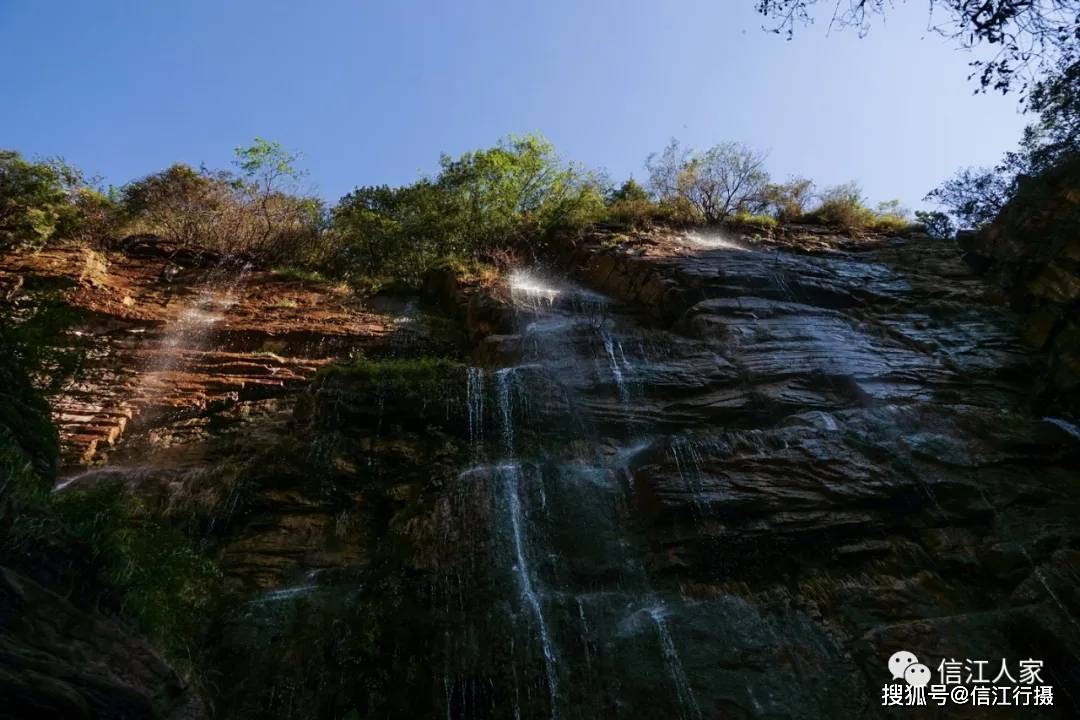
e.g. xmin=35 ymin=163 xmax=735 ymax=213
xmin=141 ymin=259 xmax=252 ymax=397
xmin=647 ymin=604 xmax=703 ymax=720
xmin=442 ymin=268 xmax=708 ymax=720
xmin=501 ymin=462 xmax=560 ymax=716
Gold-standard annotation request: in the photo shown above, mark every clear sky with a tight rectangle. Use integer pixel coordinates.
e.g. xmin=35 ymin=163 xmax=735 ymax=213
xmin=0 ymin=0 xmax=1027 ymax=209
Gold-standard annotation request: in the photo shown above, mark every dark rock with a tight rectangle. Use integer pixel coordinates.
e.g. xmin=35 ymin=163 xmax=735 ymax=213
xmin=0 ymin=566 xmax=207 ymax=720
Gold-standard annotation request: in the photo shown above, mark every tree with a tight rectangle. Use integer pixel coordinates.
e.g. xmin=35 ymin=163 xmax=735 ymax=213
xmin=0 ymin=151 xmax=76 ymax=250
xmin=434 ymin=134 xmax=603 ymax=251
xmin=331 ymin=182 xmax=442 ymax=278
xmin=753 ymin=0 xmax=1080 ymax=95
xmin=121 ymin=164 xmax=237 ymax=248
xmin=925 ymin=166 xmax=1014 ymax=229
xmin=875 ymin=199 xmax=910 ymax=219
xmin=761 ymin=176 xmax=815 ymax=220
xmin=914 ymin=210 xmax=956 ymax=239
xmin=233 ymin=138 xmax=308 ymax=245
xmin=804 ymin=181 xmax=877 ymax=231
xmin=646 ymin=139 xmax=770 ymax=223
xmin=926 ymin=58 xmax=1079 ymax=228
xmin=330 ymin=135 xmax=605 ymax=281
xmin=1014 ymin=59 xmax=1080 ymax=173
xmin=604 ymin=177 xmax=667 ymax=228
xmin=608 ymin=178 xmax=651 ymax=204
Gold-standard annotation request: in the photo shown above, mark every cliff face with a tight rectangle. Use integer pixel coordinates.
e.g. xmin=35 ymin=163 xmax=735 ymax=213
xmin=0 ymin=346 xmax=208 ymax=720
xmin=3 ymin=228 xmax=1080 ymax=719
xmin=960 ymin=156 xmax=1080 ymax=413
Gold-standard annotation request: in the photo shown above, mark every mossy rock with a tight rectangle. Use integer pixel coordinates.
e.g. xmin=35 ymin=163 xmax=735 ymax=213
xmin=306 ymin=357 xmax=470 ymax=434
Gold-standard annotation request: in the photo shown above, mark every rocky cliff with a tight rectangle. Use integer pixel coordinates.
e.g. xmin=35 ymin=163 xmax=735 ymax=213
xmin=2 ymin=228 xmax=1079 ymax=719
xmin=960 ymin=156 xmax=1080 ymax=414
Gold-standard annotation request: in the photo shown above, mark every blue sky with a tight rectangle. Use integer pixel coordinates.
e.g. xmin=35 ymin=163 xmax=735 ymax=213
xmin=1 ymin=0 xmax=1027 ymax=209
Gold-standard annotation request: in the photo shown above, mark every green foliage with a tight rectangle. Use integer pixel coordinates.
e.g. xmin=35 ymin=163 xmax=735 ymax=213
xmin=608 ymin=178 xmax=650 ymax=204
xmin=428 ymin=254 xmax=500 ymax=283
xmin=6 ymin=293 xmax=89 ymax=391
xmin=0 ymin=326 xmax=60 ymax=483
xmin=727 ymin=210 xmax=779 ymax=231
xmin=753 ymin=0 xmax=1079 ymax=96
xmin=0 ymin=150 xmax=114 ymax=250
xmin=234 ymin=137 xmax=305 ymax=188
xmin=925 ymin=167 xmax=1013 ymax=230
xmin=1021 ymin=61 xmax=1080 ymax=174
xmin=272 ymin=265 xmax=327 ymax=283
xmin=121 ymin=140 xmax=325 ymax=262
xmin=320 ymin=356 xmax=466 ymax=391
xmin=330 ymin=181 xmax=440 ymax=282
xmin=869 ymin=199 xmax=915 ymax=234
xmin=801 ymin=182 xmax=876 ymax=231
xmin=435 ymin=134 xmax=603 ymax=247
xmin=761 ymin=177 xmax=815 ymax=221
xmin=914 ymin=210 xmax=956 ymax=240
xmin=869 ymin=214 xmax=915 ymax=234
xmin=330 ymin=134 xmax=604 ymax=285
xmin=800 ymin=183 xmax=916 ymax=234
xmin=0 ymin=426 xmax=51 ymax=510
xmin=0 ymin=329 xmax=219 ymax=670
xmin=49 ymin=483 xmax=221 ymax=664
xmin=317 ymin=356 xmax=469 ymax=427
xmin=121 ymin=163 xmax=234 ymax=246
xmin=4 ymin=459 xmax=220 ymax=669
xmin=601 ymin=177 xmax=694 ymax=229
xmin=926 ymin=60 xmax=1080 ymax=229
xmin=0 ymin=151 xmax=66 ymax=249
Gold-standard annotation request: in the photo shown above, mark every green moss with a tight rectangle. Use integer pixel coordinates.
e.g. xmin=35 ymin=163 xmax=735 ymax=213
xmin=429 ymin=255 xmax=499 ymax=284
xmin=272 ymin=265 xmax=326 ymax=283
xmin=320 ymin=356 xmax=466 ymax=394
xmin=869 ymin=214 xmax=918 ymax=234
xmin=726 ymin=211 xmax=779 ymax=231
xmin=314 ymin=356 xmax=469 ymax=433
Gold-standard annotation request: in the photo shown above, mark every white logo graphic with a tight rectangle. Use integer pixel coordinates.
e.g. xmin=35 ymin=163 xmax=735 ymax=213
xmin=881 ymin=652 xmax=1054 ymax=708
xmin=889 ymin=650 xmax=919 ymax=681
xmin=904 ymin=663 xmax=931 ymax=688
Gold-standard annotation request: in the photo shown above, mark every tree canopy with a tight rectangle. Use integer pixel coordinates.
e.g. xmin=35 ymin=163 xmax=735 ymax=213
xmin=754 ymin=0 xmax=1080 ymax=95
xmin=646 ymin=140 xmax=771 ymax=223
xmin=927 ymin=58 xmax=1080 ymax=228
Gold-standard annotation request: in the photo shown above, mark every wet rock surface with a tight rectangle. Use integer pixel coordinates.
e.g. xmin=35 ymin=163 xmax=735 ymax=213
xmin=4 ymin=230 xmax=1080 ymax=719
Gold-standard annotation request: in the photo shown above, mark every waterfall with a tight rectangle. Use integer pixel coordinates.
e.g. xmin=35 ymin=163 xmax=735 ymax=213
xmin=467 ymin=367 xmax=485 ymax=445
xmin=501 ymin=463 xmax=560 ymax=717
xmin=669 ymin=436 xmax=710 ymax=516
xmin=648 ymin=605 xmax=703 ymax=720
xmin=496 ymin=367 xmax=517 ymax=454
xmin=443 ymin=267 xmax=709 ymax=719
xmin=140 ymin=259 xmax=252 ymax=399
xmin=601 ymin=327 xmax=629 ymax=406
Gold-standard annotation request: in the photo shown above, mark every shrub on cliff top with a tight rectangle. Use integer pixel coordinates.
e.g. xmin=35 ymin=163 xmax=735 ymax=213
xmin=330 ymin=134 xmax=605 ymax=284
xmin=799 ymin=182 xmax=917 ymax=235
xmin=0 ymin=150 xmax=119 ymax=250
xmin=121 ymin=141 xmax=326 ymax=263
xmin=646 ymin=139 xmax=771 ymax=223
